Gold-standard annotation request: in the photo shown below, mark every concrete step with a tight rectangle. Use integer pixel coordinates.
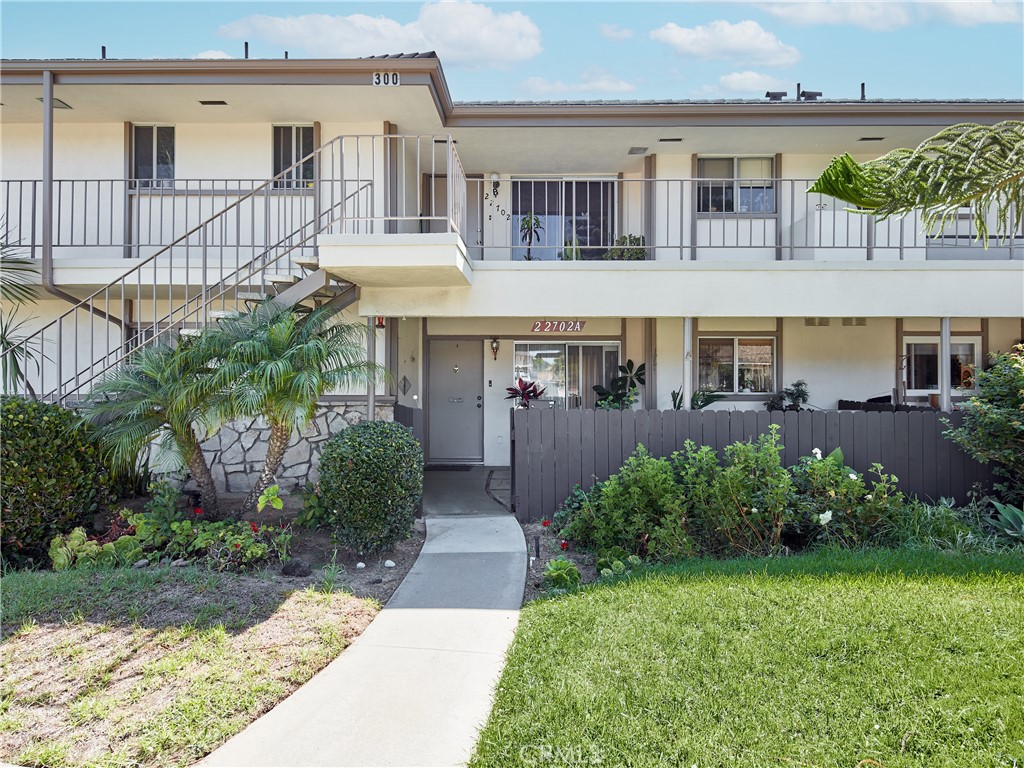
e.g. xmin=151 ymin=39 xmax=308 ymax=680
xmin=265 ymin=273 xmax=301 ymax=285
xmin=292 ymin=256 xmax=320 ymax=271
xmin=236 ymin=291 xmax=269 ymax=303
xmin=209 ymin=310 xmax=239 ymax=320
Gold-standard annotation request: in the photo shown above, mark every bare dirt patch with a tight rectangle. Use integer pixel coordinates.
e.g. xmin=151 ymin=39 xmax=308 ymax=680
xmin=520 ymin=521 xmax=598 ymax=604
xmin=1 ymin=569 xmax=377 ymax=768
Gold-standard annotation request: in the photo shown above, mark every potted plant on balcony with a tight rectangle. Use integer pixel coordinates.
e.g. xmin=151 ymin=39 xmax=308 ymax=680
xmin=603 ymin=234 xmax=648 ymax=261
xmin=519 ymin=212 xmax=543 ymax=261
xmin=506 ymin=378 xmax=546 ymax=409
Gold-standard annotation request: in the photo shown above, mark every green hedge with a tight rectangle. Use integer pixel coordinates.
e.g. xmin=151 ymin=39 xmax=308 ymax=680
xmin=317 ymin=420 xmax=423 ymax=554
xmin=1 ymin=396 xmax=113 ymax=568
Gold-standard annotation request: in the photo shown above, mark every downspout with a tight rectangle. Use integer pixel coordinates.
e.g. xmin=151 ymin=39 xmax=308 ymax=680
xmin=367 ymin=316 xmax=377 ymax=420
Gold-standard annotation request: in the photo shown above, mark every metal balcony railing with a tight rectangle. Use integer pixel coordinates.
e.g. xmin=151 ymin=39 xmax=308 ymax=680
xmin=460 ymin=177 xmax=1021 ymax=261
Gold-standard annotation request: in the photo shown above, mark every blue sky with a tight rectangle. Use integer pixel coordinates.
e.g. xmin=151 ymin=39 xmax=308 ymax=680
xmin=2 ymin=1 xmax=1022 ymax=101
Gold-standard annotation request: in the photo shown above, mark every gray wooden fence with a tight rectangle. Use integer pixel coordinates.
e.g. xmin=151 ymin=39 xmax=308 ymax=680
xmin=510 ymin=408 xmax=991 ymax=521
xmin=394 ymin=404 xmax=424 ymax=445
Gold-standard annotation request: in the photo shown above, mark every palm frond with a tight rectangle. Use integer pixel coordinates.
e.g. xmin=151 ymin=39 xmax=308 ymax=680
xmin=808 ymin=120 xmax=1024 ymax=244
xmin=0 ymin=256 xmax=39 ymax=305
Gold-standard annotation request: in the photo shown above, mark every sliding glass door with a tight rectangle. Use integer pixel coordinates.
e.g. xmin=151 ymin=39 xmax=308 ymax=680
xmin=514 ymin=342 xmax=620 ymax=409
xmin=511 ymin=180 xmax=615 ymax=261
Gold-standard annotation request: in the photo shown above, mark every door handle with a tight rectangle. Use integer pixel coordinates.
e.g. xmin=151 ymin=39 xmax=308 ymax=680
xmin=449 ymin=397 xmax=463 ymax=403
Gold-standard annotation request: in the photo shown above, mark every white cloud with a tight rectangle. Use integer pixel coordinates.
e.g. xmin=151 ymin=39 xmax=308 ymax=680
xmin=599 ymin=23 xmax=634 ymax=40
xmin=650 ymin=20 xmax=800 ymax=67
xmin=756 ymin=1 xmax=1021 ymax=30
xmin=719 ymin=70 xmax=788 ymax=93
xmin=692 ymin=70 xmax=789 ymax=98
xmin=219 ymin=2 xmax=542 ymax=66
xmin=756 ymin=2 xmax=913 ymax=30
xmin=927 ymin=0 xmax=1023 ymax=26
xmin=524 ymin=68 xmax=636 ymax=96
xmin=194 ymin=49 xmax=234 ymax=59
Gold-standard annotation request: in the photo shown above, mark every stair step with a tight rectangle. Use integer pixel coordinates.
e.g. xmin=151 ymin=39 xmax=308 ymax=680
xmin=209 ymin=310 xmax=239 ymax=320
xmin=265 ymin=273 xmax=300 ymax=285
xmin=293 ymin=257 xmax=320 ymax=271
xmin=179 ymin=328 xmax=203 ymax=337
xmin=236 ymin=292 xmax=269 ymax=303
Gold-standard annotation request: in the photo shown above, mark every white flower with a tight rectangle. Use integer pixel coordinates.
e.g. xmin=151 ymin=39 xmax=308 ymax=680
xmin=848 ymin=473 xmax=857 ymax=480
xmin=751 ymin=507 xmax=759 ymax=514
xmin=865 ymin=494 xmax=873 ymax=501
xmin=812 ymin=448 xmax=822 ymax=460
xmin=818 ymin=510 xmax=833 ymax=525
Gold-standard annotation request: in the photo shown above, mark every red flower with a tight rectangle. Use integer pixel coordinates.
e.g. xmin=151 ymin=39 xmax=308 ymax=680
xmin=193 ymin=507 xmax=203 ymax=515
xmin=541 ymin=519 xmax=551 ymax=527
xmin=560 ymin=540 xmax=569 ymax=551
xmin=249 ymin=522 xmax=259 ymax=533
xmin=234 ymin=542 xmax=241 ymax=549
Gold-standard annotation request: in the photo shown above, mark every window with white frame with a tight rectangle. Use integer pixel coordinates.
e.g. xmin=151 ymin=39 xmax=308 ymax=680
xmin=903 ymin=336 xmax=980 ymax=394
xmin=132 ymin=125 xmax=175 ymax=185
xmin=698 ymin=337 xmax=775 ymax=394
xmin=697 ymin=157 xmax=775 ymax=214
xmin=273 ymin=125 xmax=315 ymax=187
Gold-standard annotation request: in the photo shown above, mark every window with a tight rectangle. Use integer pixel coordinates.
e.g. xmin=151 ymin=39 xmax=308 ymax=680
xmin=132 ymin=125 xmax=174 ymax=186
xmin=698 ymin=337 xmax=775 ymax=394
xmin=697 ymin=157 xmax=775 ymax=213
xmin=904 ymin=336 xmax=980 ymax=394
xmin=273 ymin=125 xmax=316 ymax=188
xmin=510 ymin=179 xmax=615 ymax=261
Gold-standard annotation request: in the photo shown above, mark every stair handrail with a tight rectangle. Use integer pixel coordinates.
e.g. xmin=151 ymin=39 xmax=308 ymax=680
xmin=54 ymin=187 xmax=370 ymax=402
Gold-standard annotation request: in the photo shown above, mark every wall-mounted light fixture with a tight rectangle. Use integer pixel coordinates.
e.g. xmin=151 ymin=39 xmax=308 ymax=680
xmin=490 ymin=172 xmax=500 ymax=197
xmin=375 ymin=316 xmax=386 ymax=329
xmin=490 ymin=337 xmax=500 ymax=360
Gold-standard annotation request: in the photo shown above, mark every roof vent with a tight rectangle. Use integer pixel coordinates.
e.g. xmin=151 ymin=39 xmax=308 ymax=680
xmin=627 ymin=146 xmax=648 ymax=155
xmin=199 ymin=100 xmax=228 ymax=106
xmin=658 ymin=137 xmax=683 ymax=143
xmin=858 ymin=136 xmax=885 ymax=142
xmin=765 ymin=91 xmax=787 ymax=101
xmin=804 ymin=317 xmax=831 ymax=327
xmin=799 ymin=90 xmax=823 ymax=101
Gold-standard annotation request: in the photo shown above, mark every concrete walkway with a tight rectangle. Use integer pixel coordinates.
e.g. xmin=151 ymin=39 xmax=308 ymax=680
xmin=204 ymin=513 xmax=526 ymax=768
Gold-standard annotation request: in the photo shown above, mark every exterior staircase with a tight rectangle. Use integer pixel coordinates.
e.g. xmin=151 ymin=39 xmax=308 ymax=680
xmin=3 ymin=134 xmax=388 ymax=405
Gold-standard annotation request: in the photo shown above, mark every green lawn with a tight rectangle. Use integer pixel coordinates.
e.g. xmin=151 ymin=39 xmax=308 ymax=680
xmin=1 ymin=566 xmax=377 ymax=768
xmin=472 ymin=549 xmax=1024 ymax=768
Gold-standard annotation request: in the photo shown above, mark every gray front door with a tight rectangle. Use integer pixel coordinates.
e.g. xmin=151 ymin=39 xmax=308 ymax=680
xmin=428 ymin=339 xmax=484 ymax=463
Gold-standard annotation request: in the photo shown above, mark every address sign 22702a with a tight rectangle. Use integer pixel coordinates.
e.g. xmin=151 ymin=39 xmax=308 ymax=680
xmin=531 ymin=320 xmax=586 ymax=333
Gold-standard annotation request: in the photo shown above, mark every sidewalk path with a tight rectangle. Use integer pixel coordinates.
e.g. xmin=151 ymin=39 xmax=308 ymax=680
xmin=203 ymin=514 xmax=526 ymax=768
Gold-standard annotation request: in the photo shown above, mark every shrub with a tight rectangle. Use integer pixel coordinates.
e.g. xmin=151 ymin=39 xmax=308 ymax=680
xmin=543 ymin=557 xmax=581 ymax=591
xmin=1 ymin=396 xmax=112 ymax=568
xmin=552 ymin=482 xmax=604 ymax=533
xmin=564 ymin=444 xmax=692 ymax=559
xmin=317 ymin=420 xmax=423 ymax=554
xmin=678 ymin=426 xmax=795 ymax=556
xmin=946 ymin=344 xmax=1024 ymax=504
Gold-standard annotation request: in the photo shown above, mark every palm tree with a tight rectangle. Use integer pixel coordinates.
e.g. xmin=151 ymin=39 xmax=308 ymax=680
xmin=83 ymin=338 xmax=224 ymax=518
xmin=200 ymin=302 xmax=385 ymax=515
xmin=1 ymin=234 xmax=43 ymax=395
xmin=809 ymin=120 xmax=1024 ymax=244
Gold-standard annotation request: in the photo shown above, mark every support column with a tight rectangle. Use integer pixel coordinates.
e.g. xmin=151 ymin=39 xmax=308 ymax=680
xmin=939 ymin=317 xmax=952 ymax=411
xmin=41 ymin=70 xmax=53 ymax=289
xmin=367 ymin=316 xmax=377 ymax=420
xmin=682 ymin=317 xmax=694 ymax=410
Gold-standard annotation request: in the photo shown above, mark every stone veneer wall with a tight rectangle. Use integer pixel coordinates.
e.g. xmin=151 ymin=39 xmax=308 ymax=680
xmin=201 ymin=403 xmax=395 ymax=494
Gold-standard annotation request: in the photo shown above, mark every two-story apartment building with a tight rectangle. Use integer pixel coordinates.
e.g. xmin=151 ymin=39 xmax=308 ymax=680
xmin=2 ymin=53 xmax=1022 ymax=467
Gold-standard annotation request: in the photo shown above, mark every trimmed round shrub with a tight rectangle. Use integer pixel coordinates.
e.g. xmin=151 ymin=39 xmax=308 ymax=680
xmin=317 ymin=420 xmax=423 ymax=554
xmin=1 ymin=396 xmax=113 ymax=568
